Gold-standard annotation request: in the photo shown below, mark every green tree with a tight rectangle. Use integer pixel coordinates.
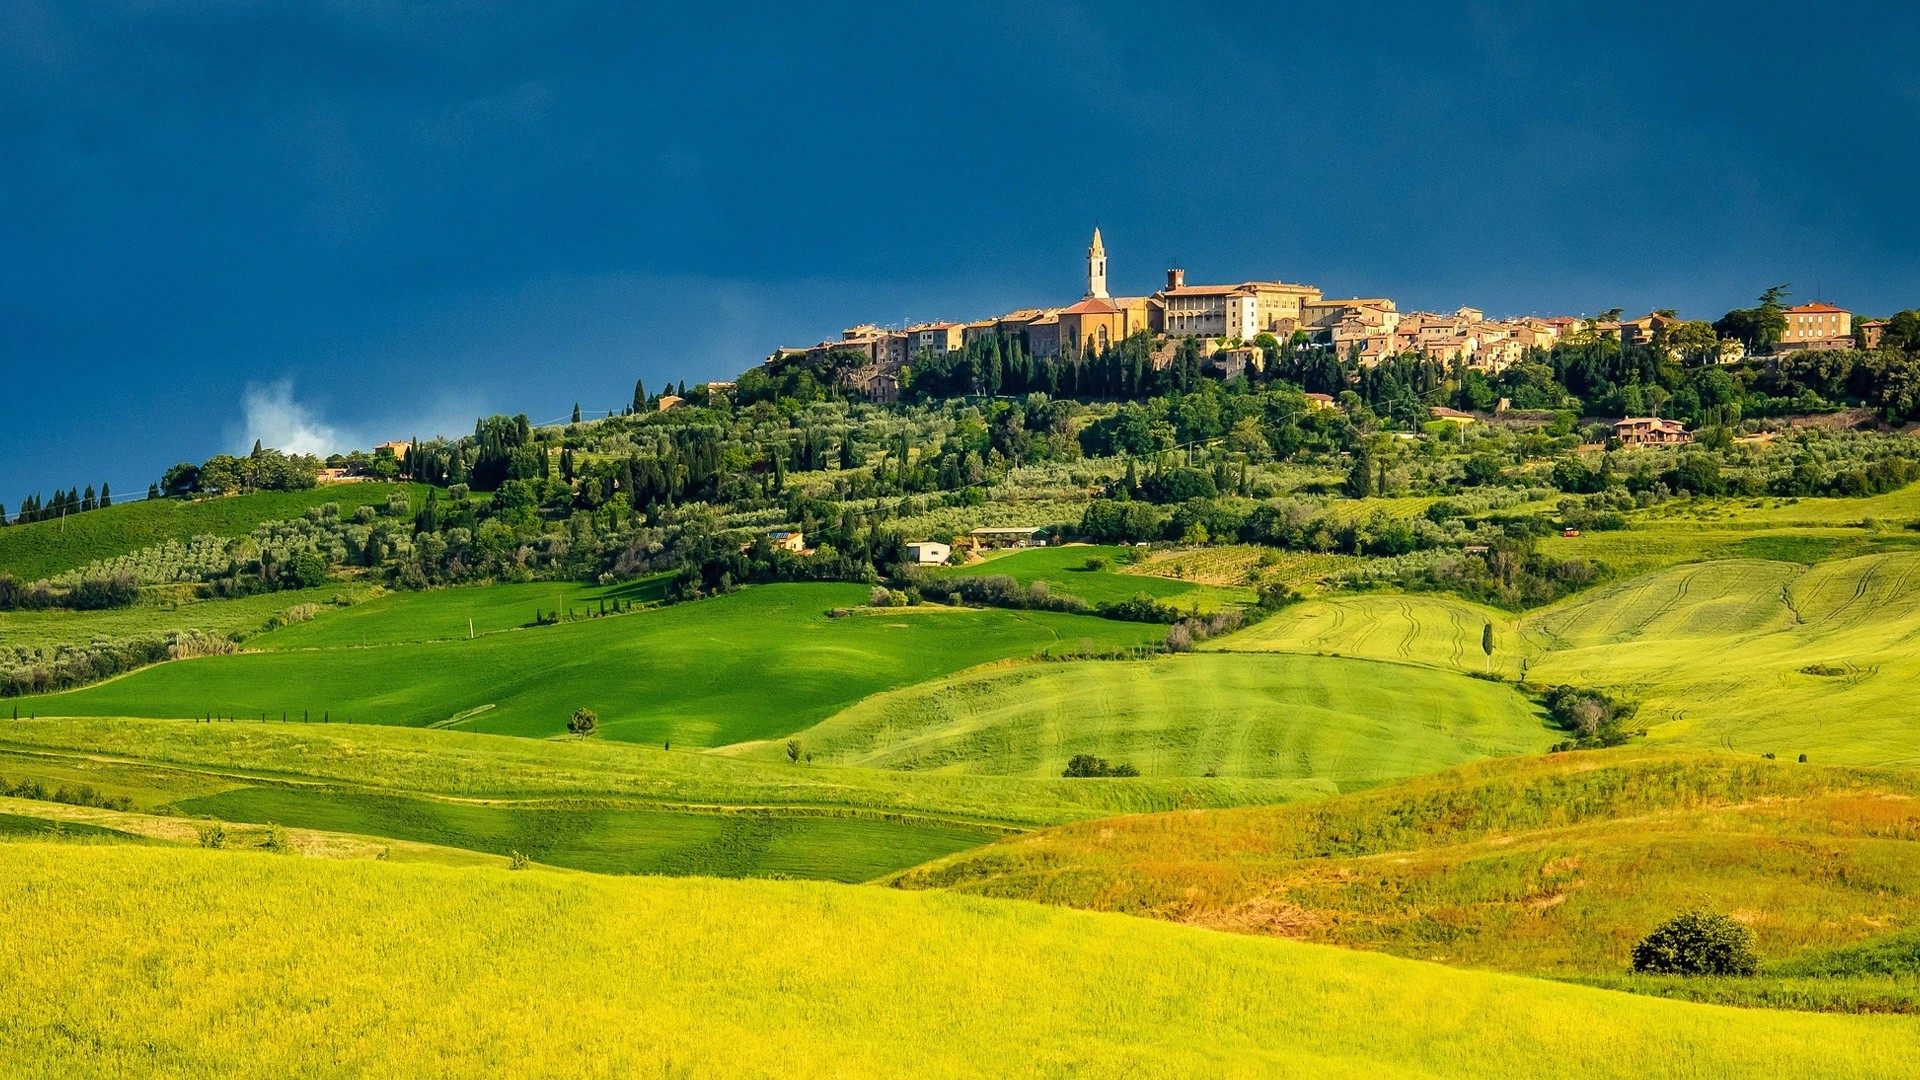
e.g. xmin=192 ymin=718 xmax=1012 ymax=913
xmin=567 ymin=708 xmax=598 ymax=736
xmin=1481 ymin=622 xmax=1494 ymax=672
xmin=1631 ymin=912 xmax=1757 ymax=976
xmin=572 ymin=402 xmax=582 ymax=424
xmin=633 ymin=379 xmax=647 ymax=412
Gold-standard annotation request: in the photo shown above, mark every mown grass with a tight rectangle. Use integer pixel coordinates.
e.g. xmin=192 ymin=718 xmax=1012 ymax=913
xmin=2 ymin=842 xmax=1917 ymax=1078
xmin=927 ymin=544 xmax=1252 ymax=611
xmin=732 ymin=653 xmax=1551 ymax=786
xmin=24 ymin=583 xmax=1167 ymax=745
xmin=895 ymin=750 xmax=1920 ymax=1010
xmin=0 ymin=484 xmax=422 ymax=583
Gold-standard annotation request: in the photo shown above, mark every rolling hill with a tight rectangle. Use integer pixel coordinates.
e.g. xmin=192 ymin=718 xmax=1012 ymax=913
xmin=0 ymin=841 xmax=1913 ymax=1078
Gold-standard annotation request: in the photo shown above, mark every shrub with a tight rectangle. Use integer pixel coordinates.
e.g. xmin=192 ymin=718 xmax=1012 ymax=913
xmin=1062 ymin=754 xmax=1140 ymax=778
xmin=197 ymin=823 xmax=228 ymax=849
xmin=1631 ymin=912 xmax=1758 ymax=976
xmin=567 ymin=708 xmax=598 ymax=736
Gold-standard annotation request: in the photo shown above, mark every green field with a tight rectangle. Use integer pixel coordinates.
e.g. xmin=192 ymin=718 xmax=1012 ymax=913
xmin=897 ymin=750 xmax=1920 ymax=1009
xmin=926 ymin=544 xmax=1253 ymax=611
xmin=0 ymin=583 xmax=373 ymax=650
xmin=2 ymin=842 xmax=1915 ymax=1078
xmin=0 ymin=484 xmax=422 ymax=583
xmin=1219 ymin=552 xmax=1920 ymax=767
xmin=0 ymin=717 xmax=1320 ymax=879
xmin=25 ymin=583 xmax=1167 ymax=745
xmin=175 ymin=786 xmax=991 ymax=882
xmin=250 ymin=574 xmax=671 ymax=649
xmin=733 ymin=653 xmax=1552 ymax=786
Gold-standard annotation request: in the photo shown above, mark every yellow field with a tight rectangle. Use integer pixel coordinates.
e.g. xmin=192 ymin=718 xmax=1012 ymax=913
xmin=2 ymin=842 xmax=1918 ymax=1078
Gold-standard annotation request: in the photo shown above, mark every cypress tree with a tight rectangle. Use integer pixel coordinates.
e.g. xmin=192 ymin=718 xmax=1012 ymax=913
xmin=148 ymin=483 xmax=160 ymax=500
xmin=572 ymin=403 xmax=582 ymax=424
xmin=0 ymin=502 xmax=7 ymax=526
xmin=81 ymin=485 xmax=97 ymax=512
xmin=99 ymin=482 xmax=111 ymax=508
xmin=634 ymin=379 xmax=646 ymax=412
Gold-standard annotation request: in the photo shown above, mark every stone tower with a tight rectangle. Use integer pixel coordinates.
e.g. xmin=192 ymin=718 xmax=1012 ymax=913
xmin=1086 ymin=228 xmax=1109 ymax=299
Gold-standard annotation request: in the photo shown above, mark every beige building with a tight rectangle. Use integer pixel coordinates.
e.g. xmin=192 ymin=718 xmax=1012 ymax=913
xmin=1303 ymin=297 xmax=1397 ymax=332
xmin=1157 ymin=268 xmax=1323 ymax=339
xmin=1778 ymin=303 xmax=1852 ymax=350
xmin=1615 ymin=417 xmax=1691 ymax=446
xmin=907 ymin=322 xmax=965 ymax=355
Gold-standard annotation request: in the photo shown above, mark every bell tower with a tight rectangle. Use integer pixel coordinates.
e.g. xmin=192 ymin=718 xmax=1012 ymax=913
xmin=1086 ymin=228 xmax=1109 ymax=299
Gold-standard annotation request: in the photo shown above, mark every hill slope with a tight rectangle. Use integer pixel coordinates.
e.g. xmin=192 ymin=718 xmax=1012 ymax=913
xmin=732 ymin=653 xmax=1552 ymax=786
xmin=895 ymin=750 xmax=1920 ymax=1007
xmin=1 ymin=842 xmax=1914 ymax=1078
xmin=22 ymin=583 xmax=1165 ymax=745
xmin=0 ymin=484 xmax=419 ymax=583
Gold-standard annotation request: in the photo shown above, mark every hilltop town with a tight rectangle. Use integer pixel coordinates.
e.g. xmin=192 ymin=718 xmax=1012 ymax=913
xmin=773 ymin=229 xmax=1880 ymax=405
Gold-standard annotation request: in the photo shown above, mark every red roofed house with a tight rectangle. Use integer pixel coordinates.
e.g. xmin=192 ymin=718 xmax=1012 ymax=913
xmin=1778 ymin=303 xmax=1853 ymax=352
xmin=1614 ymin=417 xmax=1691 ymax=446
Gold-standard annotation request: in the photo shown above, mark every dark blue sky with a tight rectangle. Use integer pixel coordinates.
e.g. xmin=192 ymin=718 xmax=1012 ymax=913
xmin=4 ymin=1 xmax=1917 ymax=498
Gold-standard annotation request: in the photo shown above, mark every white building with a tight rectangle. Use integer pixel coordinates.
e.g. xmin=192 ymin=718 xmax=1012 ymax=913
xmin=905 ymin=541 xmax=952 ymax=566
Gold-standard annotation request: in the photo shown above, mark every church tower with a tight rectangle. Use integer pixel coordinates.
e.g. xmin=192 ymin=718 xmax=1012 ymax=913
xmin=1086 ymin=228 xmax=1109 ymax=299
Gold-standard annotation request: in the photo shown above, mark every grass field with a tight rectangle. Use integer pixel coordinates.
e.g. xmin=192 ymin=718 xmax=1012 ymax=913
xmin=23 ymin=583 xmax=1168 ymax=745
xmin=3 ymin=842 xmax=1917 ymax=1078
xmin=0 ymin=717 xmax=1321 ymax=879
xmin=250 ymin=574 xmax=671 ymax=649
xmin=733 ymin=653 xmax=1552 ymax=786
xmin=0 ymin=583 xmax=375 ymax=650
xmin=927 ymin=544 xmax=1253 ymax=612
xmin=0 ymin=484 xmax=422 ymax=583
xmin=1217 ymin=552 xmax=1920 ymax=767
xmin=896 ymin=750 xmax=1920 ymax=1010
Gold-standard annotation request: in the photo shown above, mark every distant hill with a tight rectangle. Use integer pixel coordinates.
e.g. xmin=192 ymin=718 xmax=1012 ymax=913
xmin=0 ymin=484 xmax=420 ymax=583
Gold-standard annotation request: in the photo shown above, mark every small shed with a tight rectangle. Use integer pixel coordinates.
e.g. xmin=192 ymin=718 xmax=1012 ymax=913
xmin=905 ymin=541 xmax=952 ymax=566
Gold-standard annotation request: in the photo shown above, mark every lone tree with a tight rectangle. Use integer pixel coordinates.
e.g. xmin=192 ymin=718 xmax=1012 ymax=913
xmin=1481 ymin=622 xmax=1494 ymax=672
xmin=1062 ymin=754 xmax=1140 ymax=778
xmin=1631 ymin=912 xmax=1757 ymax=976
xmin=786 ymin=739 xmax=802 ymax=764
xmin=568 ymin=708 xmax=598 ymax=736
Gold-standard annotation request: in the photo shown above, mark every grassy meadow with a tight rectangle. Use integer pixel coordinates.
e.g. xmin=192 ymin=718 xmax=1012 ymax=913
xmin=1219 ymin=551 xmax=1920 ymax=766
xmin=0 ymin=582 xmax=373 ymax=650
xmin=897 ymin=751 xmax=1920 ymax=1009
xmin=734 ymin=653 xmax=1552 ymax=786
xmin=249 ymin=573 xmax=671 ymax=649
xmin=3 ymin=841 xmax=1917 ymax=1078
xmin=25 ymin=583 xmax=1166 ymax=745
xmin=0 ymin=484 xmax=421 ymax=583
xmin=926 ymin=543 xmax=1253 ymax=611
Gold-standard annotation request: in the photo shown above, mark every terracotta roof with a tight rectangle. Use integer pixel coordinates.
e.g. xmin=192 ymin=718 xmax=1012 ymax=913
xmin=1785 ymin=303 xmax=1849 ymax=314
xmin=1059 ymin=296 xmax=1118 ymax=315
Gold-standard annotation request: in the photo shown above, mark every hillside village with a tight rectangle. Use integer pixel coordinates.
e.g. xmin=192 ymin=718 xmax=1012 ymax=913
xmin=774 ymin=229 xmax=1875 ymax=406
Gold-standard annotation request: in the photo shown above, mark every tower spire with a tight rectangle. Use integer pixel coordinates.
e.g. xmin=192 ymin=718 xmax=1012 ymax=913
xmin=1086 ymin=227 xmax=1109 ymax=299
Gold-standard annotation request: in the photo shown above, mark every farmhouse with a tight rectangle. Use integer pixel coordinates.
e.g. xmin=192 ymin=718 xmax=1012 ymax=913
xmin=767 ymin=530 xmax=806 ymax=553
xmin=1429 ymin=407 xmax=1476 ymax=425
xmin=374 ymin=441 xmax=411 ymax=462
xmin=1304 ymin=392 xmax=1338 ymax=411
xmin=968 ymin=526 xmax=1048 ymax=550
xmin=905 ymin=541 xmax=952 ymax=566
xmin=1614 ymin=417 xmax=1691 ymax=446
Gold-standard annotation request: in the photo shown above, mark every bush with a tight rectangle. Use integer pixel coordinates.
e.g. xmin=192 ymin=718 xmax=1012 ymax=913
xmin=1061 ymin=754 xmax=1139 ymax=778
xmin=1631 ymin=912 xmax=1758 ymax=976
xmin=197 ymin=823 xmax=228 ymax=849
xmin=567 ymin=708 xmax=598 ymax=736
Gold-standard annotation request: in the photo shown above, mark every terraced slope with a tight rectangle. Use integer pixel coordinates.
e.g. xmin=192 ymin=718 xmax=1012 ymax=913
xmin=895 ymin=751 xmax=1920 ymax=1009
xmin=733 ymin=653 xmax=1552 ymax=786
xmin=2 ymin=842 xmax=1915 ymax=1078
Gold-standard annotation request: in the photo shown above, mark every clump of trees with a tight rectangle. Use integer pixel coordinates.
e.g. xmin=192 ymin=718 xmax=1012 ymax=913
xmin=1542 ymin=685 xmax=1641 ymax=750
xmin=1061 ymin=754 xmax=1139 ymax=778
xmin=1631 ymin=911 xmax=1758 ymax=976
xmin=0 ymin=572 xmax=140 ymax=611
xmin=3 ymin=483 xmax=113 ymax=526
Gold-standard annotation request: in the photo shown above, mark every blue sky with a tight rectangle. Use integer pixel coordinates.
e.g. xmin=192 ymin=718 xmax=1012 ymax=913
xmin=3 ymin=1 xmax=1917 ymax=499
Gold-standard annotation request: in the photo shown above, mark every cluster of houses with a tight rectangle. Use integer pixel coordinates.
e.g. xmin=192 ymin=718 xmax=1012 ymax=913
xmin=778 ymin=229 xmax=1870 ymax=405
